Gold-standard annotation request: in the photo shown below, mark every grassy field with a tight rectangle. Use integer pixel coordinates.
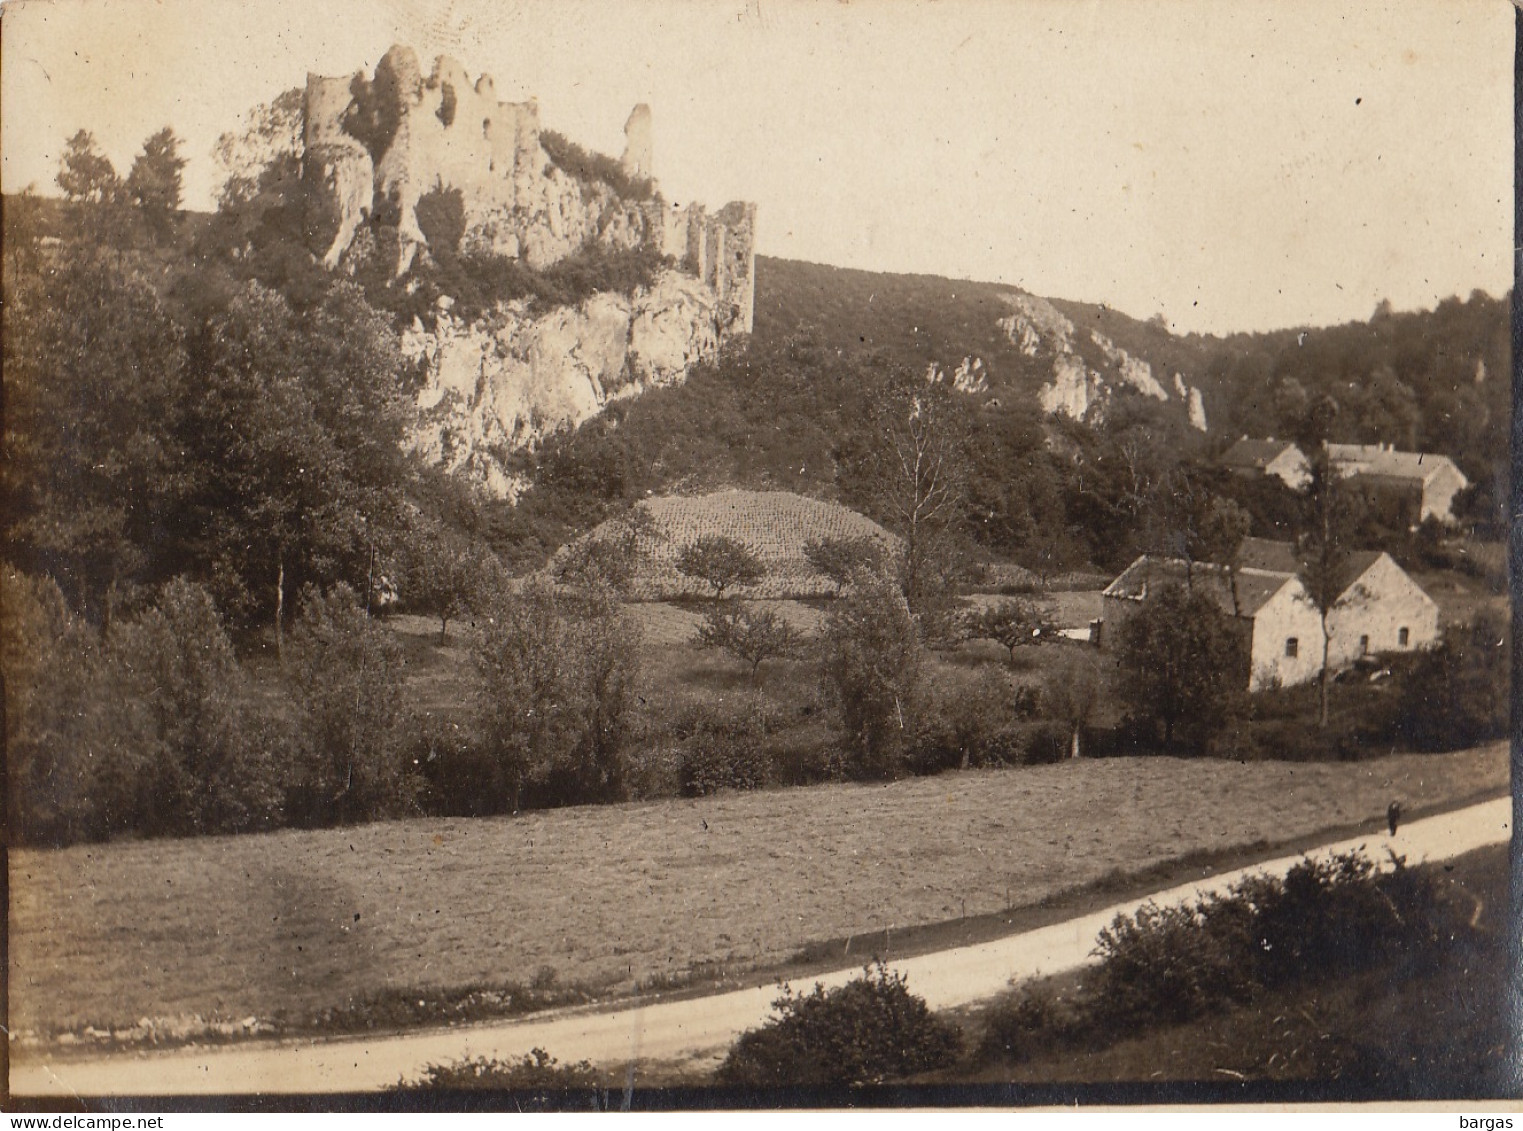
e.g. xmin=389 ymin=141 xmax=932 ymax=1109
xmin=9 ymin=741 xmax=1506 ymax=1041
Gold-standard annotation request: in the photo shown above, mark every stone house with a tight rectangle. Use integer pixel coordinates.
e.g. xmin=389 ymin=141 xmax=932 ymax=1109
xmin=1101 ymin=545 xmax=1439 ymax=692
xmin=1220 ymin=437 xmax=1311 ymax=490
xmin=1326 ymin=442 xmax=1469 ymax=525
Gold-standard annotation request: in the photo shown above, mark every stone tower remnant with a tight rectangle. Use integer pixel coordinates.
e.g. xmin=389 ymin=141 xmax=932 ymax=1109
xmin=620 ymin=102 xmax=654 ymax=181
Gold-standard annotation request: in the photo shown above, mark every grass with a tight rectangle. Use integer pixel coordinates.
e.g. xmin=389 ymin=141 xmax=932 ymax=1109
xmin=9 ymin=741 xmax=1506 ymax=1044
xmin=947 ymin=842 xmax=1512 ymax=1096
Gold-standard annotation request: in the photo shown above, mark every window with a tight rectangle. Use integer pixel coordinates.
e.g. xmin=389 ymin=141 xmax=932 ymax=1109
xmin=1359 ymin=634 xmax=1370 ymax=655
xmin=1285 ymin=638 xmax=1299 ymax=659
xmin=1398 ymin=627 xmax=1410 ymax=647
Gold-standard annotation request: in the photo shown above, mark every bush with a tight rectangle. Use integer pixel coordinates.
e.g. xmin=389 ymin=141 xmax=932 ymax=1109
xmin=1089 ymin=850 xmax=1461 ymax=1032
xmin=909 ymin=666 xmax=1037 ymax=774
xmin=538 ymin=130 xmax=655 ymax=201
xmin=975 ymin=987 xmax=1093 ymax=1065
xmin=399 ymin=1047 xmax=602 ymax=1101
xmin=673 ymin=696 xmax=779 ymax=797
xmin=715 ymin=963 xmax=962 ymax=1087
xmin=410 ymin=714 xmax=506 ymax=817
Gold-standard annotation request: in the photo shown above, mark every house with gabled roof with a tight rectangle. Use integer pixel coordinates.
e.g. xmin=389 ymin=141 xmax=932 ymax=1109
xmin=1101 ymin=542 xmax=1439 ymax=692
xmin=1220 ymin=437 xmax=1311 ymax=490
xmin=1100 ymin=555 xmax=1323 ymax=691
xmin=1327 ymin=442 xmax=1469 ymax=525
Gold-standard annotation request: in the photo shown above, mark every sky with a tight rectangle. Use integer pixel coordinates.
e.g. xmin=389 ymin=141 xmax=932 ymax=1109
xmin=1 ymin=0 xmax=1513 ymax=335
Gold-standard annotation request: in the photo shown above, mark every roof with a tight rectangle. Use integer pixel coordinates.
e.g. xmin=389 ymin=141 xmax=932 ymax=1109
xmin=1238 ymin=537 xmax=1299 ymax=573
xmin=1221 ymin=437 xmax=1301 ymax=470
xmin=1102 ymin=555 xmax=1296 ymax=619
xmin=1327 ymin=443 xmax=1467 ymax=488
xmin=1237 ymin=539 xmax=1383 ymax=596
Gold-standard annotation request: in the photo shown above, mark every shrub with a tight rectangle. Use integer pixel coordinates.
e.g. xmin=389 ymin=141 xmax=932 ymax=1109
xmin=909 ymin=666 xmax=1036 ymax=774
xmin=673 ymin=696 xmax=779 ymax=797
xmin=410 ymin=714 xmax=506 ymax=817
xmin=975 ymin=987 xmax=1093 ymax=1065
xmin=1089 ymin=850 xmax=1461 ymax=1031
xmin=538 ymin=130 xmax=655 ymax=201
xmin=399 ymin=1047 xmax=602 ymax=1100
xmin=714 ymin=963 xmax=962 ymax=1087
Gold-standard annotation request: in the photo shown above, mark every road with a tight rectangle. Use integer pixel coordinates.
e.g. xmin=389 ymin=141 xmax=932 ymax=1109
xmin=11 ymin=795 xmax=1511 ymax=1097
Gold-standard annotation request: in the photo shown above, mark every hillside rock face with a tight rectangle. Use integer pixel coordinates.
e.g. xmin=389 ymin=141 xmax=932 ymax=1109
xmin=301 ymin=45 xmax=758 ymax=495
xmin=997 ymin=293 xmax=1206 ymax=431
xmin=404 ymin=270 xmax=720 ymax=498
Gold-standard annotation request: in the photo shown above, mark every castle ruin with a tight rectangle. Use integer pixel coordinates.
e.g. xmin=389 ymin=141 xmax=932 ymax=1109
xmin=301 ymin=45 xmax=756 ymax=334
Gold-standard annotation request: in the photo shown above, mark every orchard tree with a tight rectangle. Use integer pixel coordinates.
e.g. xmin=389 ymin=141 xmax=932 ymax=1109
xmin=696 ymin=601 xmax=803 ymax=681
xmin=403 ymin=521 xmax=503 ymax=642
xmin=803 ymin=536 xmax=886 ymax=595
xmin=967 ymin=598 xmax=1059 ymax=665
xmin=676 ymin=534 xmax=765 ymax=598
xmin=1114 ymin=582 xmax=1245 ymax=753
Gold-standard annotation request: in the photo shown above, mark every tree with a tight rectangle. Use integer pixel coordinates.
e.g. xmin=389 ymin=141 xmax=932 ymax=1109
xmin=803 ymin=535 xmax=886 ymax=595
xmin=214 ymin=88 xmax=305 ymax=211
xmin=675 ymin=534 xmax=765 ymax=598
xmin=1296 ymin=450 xmax=1364 ymax=727
xmin=2 ymin=566 xmax=157 ymax=844
xmin=1114 ymin=582 xmax=1245 ymax=752
xmin=286 ymin=584 xmax=416 ymax=825
xmin=696 ymin=601 xmax=803 ymax=680
xmin=403 ymin=521 xmax=502 ymax=642
xmin=108 ymin=578 xmax=280 ymax=835
xmin=1042 ymin=647 xmax=1103 ymax=759
xmin=179 ymin=281 xmax=413 ymax=645
xmin=966 ymin=598 xmax=1059 ymax=665
xmin=859 ymin=379 xmax=969 ymax=612
xmin=56 ymin=129 xmax=128 ymax=248
xmin=554 ymin=506 xmax=657 ymax=594
xmin=2 ymin=247 xmax=189 ymax=618
xmin=1393 ymin=610 xmax=1509 ymax=750
xmin=820 ymin=570 xmax=922 ymax=776
xmin=56 ymin=129 xmax=122 ymax=205
xmin=473 ymin=579 xmax=639 ymax=811
xmin=126 ymin=127 xmax=188 ymax=242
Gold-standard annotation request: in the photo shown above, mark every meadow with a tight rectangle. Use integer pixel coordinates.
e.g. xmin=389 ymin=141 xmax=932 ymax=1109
xmin=9 ymin=740 xmax=1506 ymax=1042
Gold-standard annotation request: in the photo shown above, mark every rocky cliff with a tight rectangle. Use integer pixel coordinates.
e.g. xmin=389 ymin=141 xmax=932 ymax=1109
xmin=301 ymin=45 xmax=758 ymax=495
xmin=997 ymin=294 xmax=1207 ymax=430
xmin=404 ymin=270 xmax=721 ymax=498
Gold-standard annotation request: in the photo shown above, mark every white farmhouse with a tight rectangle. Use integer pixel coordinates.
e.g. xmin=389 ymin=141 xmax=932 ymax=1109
xmin=1101 ymin=544 xmax=1439 ymax=692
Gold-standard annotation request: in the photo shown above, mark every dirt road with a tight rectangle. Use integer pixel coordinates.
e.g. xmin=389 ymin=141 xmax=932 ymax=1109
xmin=12 ymin=796 xmax=1510 ymax=1097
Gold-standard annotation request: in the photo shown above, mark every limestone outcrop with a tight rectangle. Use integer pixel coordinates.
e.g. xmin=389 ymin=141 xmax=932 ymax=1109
xmin=997 ymin=293 xmax=1206 ymax=431
xmin=403 ymin=270 xmax=721 ymax=498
